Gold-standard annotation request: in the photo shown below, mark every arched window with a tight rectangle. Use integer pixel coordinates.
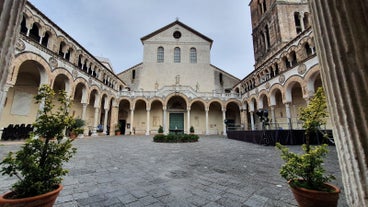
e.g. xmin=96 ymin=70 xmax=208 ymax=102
xmin=20 ymin=16 xmax=27 ymax=35
xmin=265 ymin=25 xmax=270 ymax=50
xmin=219 ymin=73 xmax=223 ymax=85
xmin=58 ymin=41 xmax=66 ymax=57
xmin=305 ymin=43 xmax=313 ymax=57
xmin=303 ymin=12 xmax=310 ymax=29
xmin=294 ymin=12 xmax=302 ymax=34
xmin=78 ymin=55 xmax=83 ymax=69
xmin=190 ymin=47 xmax=197 ymax=63
xmin=290 ymin=51 xmax=297 ymax=66
xmin=29 ymin=23 xmax=40 ymax=42
xmin=157 ymin=47 xmax=164 ymax=63
xmin=41 ymin=31 xmax=50 ymax=48
xmin=174 ymin=47 xmax=181 ymax=63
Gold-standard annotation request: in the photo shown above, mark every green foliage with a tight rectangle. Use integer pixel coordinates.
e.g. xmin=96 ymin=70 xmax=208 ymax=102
xmin=158 ymin=125 xmax=164 ymax=134
xmin=70 ymin=118 xmax=85 ymax=135
xmin=276 ymin=87 xmax=335 ymax=192
xmin=276 ymin=143 xmax=335 ymax=191
xmin=190 ymin=126 xmax=195 ymax=133
xmin=299 ymin=87 xmax=329 ymax=151
xmin=0 ymin=85 xmax=77 ymax=198
xmin=153 ymin=134 xmax=199 ymax=143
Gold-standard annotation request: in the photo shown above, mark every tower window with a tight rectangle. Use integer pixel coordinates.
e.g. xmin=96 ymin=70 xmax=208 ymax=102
xmin=294 ymin=12 xmax=302 ymax=34
xmin=132 ymin=70 xmax=136 ymax=80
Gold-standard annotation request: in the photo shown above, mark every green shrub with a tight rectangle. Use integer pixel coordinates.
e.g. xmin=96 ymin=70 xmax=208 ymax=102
xmin=158 ymin=125 xmax=163 ymax=134
xmin=0 ymin=85 xmax=76 ymax=198
xmin=153 ymin=134 xmax=199 ymax=143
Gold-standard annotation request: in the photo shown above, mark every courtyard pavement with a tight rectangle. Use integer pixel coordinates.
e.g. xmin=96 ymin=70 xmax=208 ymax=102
xmin=0 ymin=135 xmax=347 ymax=207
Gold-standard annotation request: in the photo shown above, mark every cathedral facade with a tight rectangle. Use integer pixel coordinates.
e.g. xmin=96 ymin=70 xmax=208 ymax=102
xmin=0 ymin=0 xmax=329 ymax=137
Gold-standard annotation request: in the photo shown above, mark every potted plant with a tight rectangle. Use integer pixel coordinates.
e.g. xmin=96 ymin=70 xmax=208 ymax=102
xmin=190 ymin=126 xmax=195 ymax=134
xmin=158 ymin=125 xmax=164 ymax=134
xmin=276 ymin=87 xmax=340 ymax=207
xmin=69 ymin=118 xmax=85 ymax=139
xmin=115 ymin=123 xmax=121 ymax=135
xmin=0 ymin=85 xmax=77 ymax=206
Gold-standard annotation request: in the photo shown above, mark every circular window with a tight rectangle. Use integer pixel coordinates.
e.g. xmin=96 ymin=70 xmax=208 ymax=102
xmin=173 ymin=31 xmax=181 ymax=39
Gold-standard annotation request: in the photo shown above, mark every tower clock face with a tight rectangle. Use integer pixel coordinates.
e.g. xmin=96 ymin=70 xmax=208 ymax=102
xmin=173 ymin=31 xmax=182 ymax=39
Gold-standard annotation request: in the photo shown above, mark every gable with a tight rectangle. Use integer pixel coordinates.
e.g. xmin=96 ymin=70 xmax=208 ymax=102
xmin=141 ymin=20 xmax=213 ymax=48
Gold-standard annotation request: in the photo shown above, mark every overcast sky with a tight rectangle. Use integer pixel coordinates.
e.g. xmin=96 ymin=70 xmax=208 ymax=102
xmin=29 ymin=0 xmax=255 ymax=79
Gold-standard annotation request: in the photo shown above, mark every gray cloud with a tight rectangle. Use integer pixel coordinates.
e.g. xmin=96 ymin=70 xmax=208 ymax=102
xmin=29 ymin=0 xmax=254 ymax=78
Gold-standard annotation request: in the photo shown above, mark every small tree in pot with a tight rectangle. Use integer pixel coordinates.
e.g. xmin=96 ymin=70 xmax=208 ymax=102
xmin=276 ymin=87 xmax=340 ymax=207
xmin=0 ymin=85 xmax=77 ymax=206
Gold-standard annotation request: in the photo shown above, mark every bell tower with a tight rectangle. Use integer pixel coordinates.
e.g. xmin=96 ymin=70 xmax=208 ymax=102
xmin=249 ymin=0 xmax=310 ymax=68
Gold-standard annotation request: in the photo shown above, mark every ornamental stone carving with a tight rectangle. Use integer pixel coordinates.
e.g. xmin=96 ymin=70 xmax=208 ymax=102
xmin=279 ymin=74 xmax=285 ymax=84
xmin=298 ymin=64 xmax=307 ymax=75
xmin=88 ymin=77 xmax=92 ymax=86
xmin=49 ymin=57 xmax=58 ymax=68
xmin=15 ymin=39 xmax=25 ymax=51
xmin=265 ymin=82 xmax=270 ymax=89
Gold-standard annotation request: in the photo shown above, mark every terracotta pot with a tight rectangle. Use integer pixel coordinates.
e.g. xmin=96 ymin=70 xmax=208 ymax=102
xmin=289 ymin=181 xmax=340 ymax=207
xmin=0 ymin=184 xmax=63 ymax=207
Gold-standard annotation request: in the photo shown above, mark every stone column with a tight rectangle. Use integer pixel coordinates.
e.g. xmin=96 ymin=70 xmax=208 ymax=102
xmin=163 ymin=106 xmax=167 ymax=134
xmin=146 ymin=108 xmax=150 ymax=135
xmin=187 ymin=107 xmax=191 ymax=134
xmin=205 ymin=107 xmax=209 ymax=135
xmin=270 ymin=105 xmax=276 ymax=129
xmin=309 ymin=1 xmax=368 ymax=206
xmin=0 ymin=0 xmax=26 ymax=118
xmin=285 ymin=103 xmax=292 ymax=129
xmin=103 ymin=108 xmax=109 ymax=134
xmin=222 ymin=108 xmax=227 ymax=136
xmin=0 ymin=85 xmax=10 ymax=119
xmin=250 ymin=111 xmax=255 ymax=130
xmin=130 ymin=108 xmax=134 ymax=135
xmin=81 ymin=103 xmax=87 ymax=135
xmin=299 ymin=13 xmax=305 ymax=31
xmin=110 ymin=104 xmax=119 ymax=136
xmin=92 ymin=107 xmax=99 ymax=136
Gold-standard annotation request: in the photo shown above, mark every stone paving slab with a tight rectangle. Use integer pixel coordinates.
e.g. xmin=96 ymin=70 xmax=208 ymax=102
xmin=0 ymin=135 xmax=347 ymax=206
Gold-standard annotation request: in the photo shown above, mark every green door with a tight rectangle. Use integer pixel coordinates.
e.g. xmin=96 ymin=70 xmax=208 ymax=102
xmin=169 ymin=113 xmax=184 ymax=134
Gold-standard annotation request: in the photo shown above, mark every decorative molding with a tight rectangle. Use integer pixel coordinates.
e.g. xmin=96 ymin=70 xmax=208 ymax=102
xmin=15 ymin=39 xmax=25 ymax=51
xmin=298 ymin=64 xmax=307 ymax=75
xmin=49 ymin=57 xmax=58 ymax=68
xmin=279 ymin=74 xmax=285 ymax=84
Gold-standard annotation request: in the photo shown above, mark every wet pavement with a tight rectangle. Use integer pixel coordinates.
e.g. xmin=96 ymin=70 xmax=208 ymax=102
xmin=0 ymin=135 xmax=347 ymax=206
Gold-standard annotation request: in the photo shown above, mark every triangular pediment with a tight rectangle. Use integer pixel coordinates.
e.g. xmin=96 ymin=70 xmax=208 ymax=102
xmin=140 ymin=20 xmax=213 ymax=48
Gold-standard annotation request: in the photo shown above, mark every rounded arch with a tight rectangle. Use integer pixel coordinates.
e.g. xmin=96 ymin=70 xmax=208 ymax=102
xmin=208 ymin=99 xmax=225 ymax=110
xmin=284 ymin=75 xmax=305 ymax=103
xmin=269 ymin=84 xmax=284 ymax=105
xmin=247 ymin=96 xmax=258 ymax=112
xmin=147 ymin=98 xmax=164 ymax=109
xmin=73 ymin=81 xmax=88 ymax=103
xmin=86 ymin=85 xmax=101 ymax=104
xmin=304 ymin=64 xmax=321 ymax=97
xmin=224 ymin=99 xmax=242 ymax=109
xmin=258 ymin=91 xmax=269 ymax=109
xmin=189 ymin=98 xmax=207 ymax=109
xmin=164 ymin=93 xmax=189 ymax=107
xmin=10 ymin=52 xmax=51 ymax=85
xmin=132 ymin=98 xmax=149 ymax=110
xmin=51 ymin=68 xmax=74 ymax=94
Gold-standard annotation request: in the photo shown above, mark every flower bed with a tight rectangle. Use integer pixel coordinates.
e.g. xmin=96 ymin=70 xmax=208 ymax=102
xmin=153 ymin=134 xmax=199 ymax=143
